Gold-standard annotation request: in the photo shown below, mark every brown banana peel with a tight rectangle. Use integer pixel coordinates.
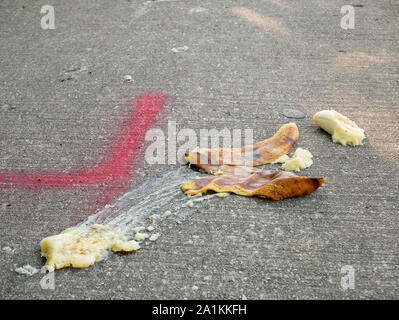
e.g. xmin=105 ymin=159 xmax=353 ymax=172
xmin=183 ymin=123 xmax=325 ymax=200
xmin=184 ymin=123 xmax=299 ymax=174
xmin=181 ymin=166 xmax=325 ymax=200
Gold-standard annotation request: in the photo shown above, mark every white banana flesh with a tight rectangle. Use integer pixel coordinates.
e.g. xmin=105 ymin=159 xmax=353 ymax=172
xmin=313 ymin=110 xmax=366 ymax=146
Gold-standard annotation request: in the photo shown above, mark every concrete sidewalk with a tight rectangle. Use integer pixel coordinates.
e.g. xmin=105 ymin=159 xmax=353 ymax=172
xmin=0 ymin=0 xmax=398 ymax=299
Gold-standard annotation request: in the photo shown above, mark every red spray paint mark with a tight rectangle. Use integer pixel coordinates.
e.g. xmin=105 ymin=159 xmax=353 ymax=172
xmin=0 ymin=93 xmax=167 ymax=200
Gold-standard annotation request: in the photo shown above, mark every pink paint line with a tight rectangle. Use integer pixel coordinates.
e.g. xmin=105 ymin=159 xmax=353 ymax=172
xmin=0 ymin=93 xmax=167 ymax=189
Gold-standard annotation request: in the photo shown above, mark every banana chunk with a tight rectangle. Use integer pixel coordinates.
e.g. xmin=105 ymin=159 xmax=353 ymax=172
xmin=313 ymin=110 xmax=366 ymax=146
xmin=41 ymin=225 xmax=140 ymax=271
xmin=281 ymin=148 xmax=313 ymax=172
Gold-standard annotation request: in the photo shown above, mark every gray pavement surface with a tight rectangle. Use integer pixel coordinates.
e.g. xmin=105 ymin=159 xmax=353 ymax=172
xmin=0 ymin=0 xmax=398 ymax=299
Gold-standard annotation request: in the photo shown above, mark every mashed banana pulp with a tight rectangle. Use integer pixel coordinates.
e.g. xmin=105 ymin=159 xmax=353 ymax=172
xmin=41 ymin=225 xmax=140 ymax=272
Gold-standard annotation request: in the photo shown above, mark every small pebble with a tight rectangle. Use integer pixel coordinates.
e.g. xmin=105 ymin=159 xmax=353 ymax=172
xmin=281 ymin=109 xmax=305 ymax=119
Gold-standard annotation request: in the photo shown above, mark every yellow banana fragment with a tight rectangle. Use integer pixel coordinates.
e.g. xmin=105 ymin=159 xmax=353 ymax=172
xmin=281 ymin=148 xmax=313 ymax=172
xmin=41 ymin=225 xmax=140 ymax=272
xmin=313 ymin=110 xmax=366 ymax=146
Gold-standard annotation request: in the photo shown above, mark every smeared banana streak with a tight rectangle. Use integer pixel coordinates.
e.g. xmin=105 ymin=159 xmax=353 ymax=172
xmin=184 ymin=123 xmax=299 ymax=174
xmin=40 ymin=168 xmax=227 ymax=271
xmin=181 ymin=166 xmax=324 ymax=200
xmin=40 ymin=123 xmax=324 ymax=271
xmin=313 ymin=110 xmax=366 ymax=146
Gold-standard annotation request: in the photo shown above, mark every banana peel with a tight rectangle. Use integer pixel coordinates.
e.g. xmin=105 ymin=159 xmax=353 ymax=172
xmin=181 ymin=165 xmax=325 ymax=200
xmin=183 ymin=123 xmax=325 ymax=200
xmin=184 ymin=123 xmax=299 ymax=174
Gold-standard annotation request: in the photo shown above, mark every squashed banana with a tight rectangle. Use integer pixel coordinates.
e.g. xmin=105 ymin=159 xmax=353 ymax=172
xmin=41 ymin=225 xmax=140 ymax=272
xmin=313 ymin=110 xmax=365 ymax=146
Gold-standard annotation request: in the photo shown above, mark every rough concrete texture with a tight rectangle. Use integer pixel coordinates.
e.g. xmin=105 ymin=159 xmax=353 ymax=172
xmin=0 ymin=0 xmax=398 ymax=299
